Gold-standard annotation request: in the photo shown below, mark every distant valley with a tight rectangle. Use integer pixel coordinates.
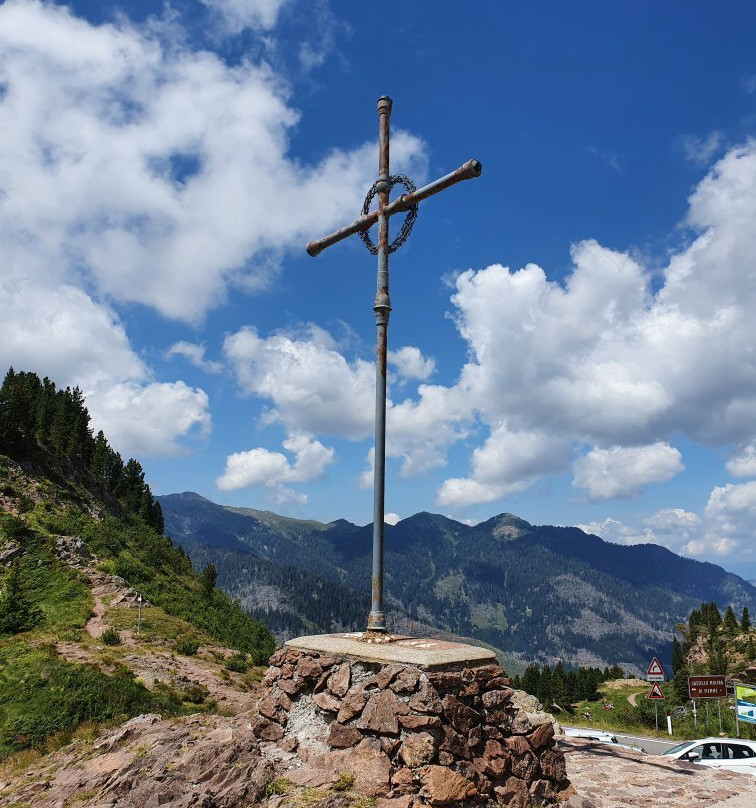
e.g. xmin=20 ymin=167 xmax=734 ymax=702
xmin=159 ymin=492 xmax=756 ymax=674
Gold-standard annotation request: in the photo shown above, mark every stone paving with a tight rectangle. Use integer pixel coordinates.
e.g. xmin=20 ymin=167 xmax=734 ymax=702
xmin=562 ymin=738 xmax=756 ymax=808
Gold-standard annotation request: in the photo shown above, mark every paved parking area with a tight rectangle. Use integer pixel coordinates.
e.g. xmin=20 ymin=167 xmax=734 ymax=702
xmin=562 ymin=739 xmax=756 ymax=808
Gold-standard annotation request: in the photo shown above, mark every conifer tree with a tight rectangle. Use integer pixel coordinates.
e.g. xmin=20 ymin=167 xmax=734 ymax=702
xmin=0 ymin=559 xmax=42 ymax=634
xmin=521 ymin=663 xmax=540 ymax=697
xmin=708 ymin=602 xmax=722 ymax=629
xmin=742 ymin=606 xmax=752 ymax=633
xmin=201 ymin=563 xmax=217 ymax=602
xmin=552 ymin=661 xmax=568 ymax=707
xmin=671 ymin=636 xmax=685 ymax=674
xmin=723 ymin=605 xmax=739 ymax=636
xmin=672 ymin=665 xmax=690 ymax=704
xmin=537 ymin=664 xmax=553 ymax=707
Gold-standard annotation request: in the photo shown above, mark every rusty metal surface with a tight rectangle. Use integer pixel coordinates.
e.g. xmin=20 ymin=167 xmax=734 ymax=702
xmin=303 ymin=95 xmax=482 ymax=634
xmin=305 ymin=158 xmax=481 ymax=257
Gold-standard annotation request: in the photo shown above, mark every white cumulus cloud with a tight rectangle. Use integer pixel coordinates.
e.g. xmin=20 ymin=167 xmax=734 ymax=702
xmin=216 ymin=433 xmax=334 ymax=491
xmin=224 ymin=326 xmax=376 ymax=439
xmin=388 ymin=346 xmax=435 ymax=382
xmin=165 ymin=342 xmax=223 ymax=374
xmin=572 ymin=443 xmax=684 ymax=500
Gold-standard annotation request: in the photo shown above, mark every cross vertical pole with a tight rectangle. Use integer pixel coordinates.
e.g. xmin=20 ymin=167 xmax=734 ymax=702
xmin=305 ymin=96 xmax=482 ymax=636
xmin=367 ymin=96 xmax=393 ymax=632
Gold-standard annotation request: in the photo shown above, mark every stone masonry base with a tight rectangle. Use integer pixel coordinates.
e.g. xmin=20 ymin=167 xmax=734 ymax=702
xmin=253 ymin=644 xmax=571 ymax=807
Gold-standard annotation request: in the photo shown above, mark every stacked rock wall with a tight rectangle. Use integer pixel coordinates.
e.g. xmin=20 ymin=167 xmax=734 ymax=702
xmin=253 ymin=647 xmax=569 ymax=807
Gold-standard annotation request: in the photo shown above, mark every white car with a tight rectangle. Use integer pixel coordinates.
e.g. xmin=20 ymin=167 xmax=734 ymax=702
xmin=563 ymin=728 xmax=619 ymax=744
xmin=562 ymin=728 xmax=646 ymax=753
xmin=661 ymin=737 xmax=756 ymax=776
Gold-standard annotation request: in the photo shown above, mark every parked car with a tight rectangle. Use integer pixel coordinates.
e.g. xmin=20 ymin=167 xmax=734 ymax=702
xmin=563 ymin=728 xmax=619 ymax=744
xmin=661 ymin=737 xmax=756 ymax=775
xmin=562 ymin=727 xmax=646 ymax=753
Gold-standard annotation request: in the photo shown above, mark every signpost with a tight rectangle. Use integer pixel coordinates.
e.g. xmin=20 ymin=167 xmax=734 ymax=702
xmin=646 ymin=682 xmax=665 ymax=732
xmin=688 ymin=675 xmax=727 ymax=734
xmin=646 ymin=656 xmax=665 ymax=682
xmin=688 ymin=675 xmax=726 ymax=699
xmin=645 ymin=657 xmax=666 ymax=732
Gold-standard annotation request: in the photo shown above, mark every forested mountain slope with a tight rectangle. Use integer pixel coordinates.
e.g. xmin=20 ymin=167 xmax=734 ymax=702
xmin=0 ymin=369 xmax=275 ymax=760
xmin=160 ymin=493 xmax=756 ymax=674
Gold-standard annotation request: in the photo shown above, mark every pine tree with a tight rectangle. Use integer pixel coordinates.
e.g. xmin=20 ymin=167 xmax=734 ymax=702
xmin=706 ymin=602 xmax=722 ymax=634
xmin=742 ymin=607 xmax=752 ymax=633
xmin=0 ymin=559 xmax=42 ymax=634
xmin=552 ymin=662 xmax=568 ymax=708
xmin=201 ymin=563 xmax=217 ymax=602
xmin=537 ymin=664 xmax=553 ymax=707
xmin=723 ymin=605 xmax=739 ymax=636
xmin=671 ymin=636 xmax=685 ymax=674
xmin=521 ymin=664 xmax=540 ymax=697
xmin=672 ymin=665 xmax=690 ymax=704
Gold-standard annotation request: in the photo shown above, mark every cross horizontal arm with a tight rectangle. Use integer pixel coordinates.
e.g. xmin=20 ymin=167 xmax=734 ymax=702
xmin=306 ymin=158 xmax=482 ymax=257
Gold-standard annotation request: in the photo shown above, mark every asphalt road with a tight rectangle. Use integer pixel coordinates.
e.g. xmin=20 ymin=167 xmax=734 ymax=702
xmin=563 ymin=725 xmax=679 ymax=755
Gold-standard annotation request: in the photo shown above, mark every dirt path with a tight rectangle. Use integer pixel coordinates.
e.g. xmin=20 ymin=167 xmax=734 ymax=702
xmin=84 ymin=580 xmax=110 ymax=638
xmin=56 ymin=640 xmax=261 ymax=713
xmin=53 ymin=535 xmax=262 ymax=714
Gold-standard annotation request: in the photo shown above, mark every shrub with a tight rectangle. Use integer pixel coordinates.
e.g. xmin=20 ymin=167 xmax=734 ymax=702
xmin=174 ymin=637 xmax=200 ymax=656
xmin=333 ymin=772 xmax=355 ymax=791
xmin=224 ymin=653 xmax=248 ymax=673
xmin=265 ymin=778 xmax=292 ymax=796
xmin=100 ymin=627 xmax=121 ymax=646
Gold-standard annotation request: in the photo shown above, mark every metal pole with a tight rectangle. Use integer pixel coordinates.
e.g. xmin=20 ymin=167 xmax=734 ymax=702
xmin=655 ymin=704 xmax=659 ymax=734
xmin=705 ymin=701 xmax=710 ymax=734
xmin=718 ymin=699 xmax=722 ymax=734
xmin=137 ymin=594 xmax=142 ymax=636
xmin=367 ymin=95 xmax=392 ymax=632
xmin=693 ymin=699 xmax=697 ymax=732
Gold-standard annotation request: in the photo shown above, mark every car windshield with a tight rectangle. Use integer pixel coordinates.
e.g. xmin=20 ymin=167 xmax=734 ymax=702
xmin=662 ymin=741 xmax=695 ymax=756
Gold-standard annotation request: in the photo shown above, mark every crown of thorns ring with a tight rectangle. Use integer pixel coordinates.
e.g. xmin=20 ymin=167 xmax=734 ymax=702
xmin=358 ymin=174 xmax=418 ymax=256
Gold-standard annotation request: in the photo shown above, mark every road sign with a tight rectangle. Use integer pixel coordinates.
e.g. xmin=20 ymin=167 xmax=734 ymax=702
xmin=736 ymin=685 xmax=756 ymax=725
xmin=647 ymin=682 xmax=665 ymax=700
xmin=688 ymin=675 xmax=726 ymax=699
xmin=646 ymin=657 xmax=665 ymax=681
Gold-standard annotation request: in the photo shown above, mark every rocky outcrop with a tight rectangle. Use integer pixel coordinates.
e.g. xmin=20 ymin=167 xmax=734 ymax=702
xmin=254 ymin=647 xmax=570 ymax=805
xmin=0 ymin=713 xmax=274 ymax=808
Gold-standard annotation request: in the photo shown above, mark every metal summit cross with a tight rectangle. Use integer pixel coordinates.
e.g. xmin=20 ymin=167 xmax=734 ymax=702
xmin=306 ymin=95 xmax=481 ymax=633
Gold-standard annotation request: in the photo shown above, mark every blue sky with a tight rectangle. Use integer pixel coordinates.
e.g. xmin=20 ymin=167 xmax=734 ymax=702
xmin=2 ymin=1 xmax=756 ymax=581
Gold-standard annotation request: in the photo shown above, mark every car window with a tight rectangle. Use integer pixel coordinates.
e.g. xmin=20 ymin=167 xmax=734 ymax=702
xmin=687 ymin=743 xmax=721 ymax=760
xmin=701 ymin=743 xmax=722 ymax=760
xmin=663 ymin=741 xmax=696 ymax=756
xmin=724 ymin=743 xmax=755 ymax=759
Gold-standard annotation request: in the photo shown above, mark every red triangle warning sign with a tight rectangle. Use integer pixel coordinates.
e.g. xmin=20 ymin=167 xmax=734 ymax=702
xmin=646 ymin=656 xmax=665 ymax=680
xmin=647 ymin=682 xmax=665 ymax=700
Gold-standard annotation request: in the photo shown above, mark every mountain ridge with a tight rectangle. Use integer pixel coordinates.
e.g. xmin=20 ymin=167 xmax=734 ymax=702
xmin=159 ymin=492 xmax=756 ymax=674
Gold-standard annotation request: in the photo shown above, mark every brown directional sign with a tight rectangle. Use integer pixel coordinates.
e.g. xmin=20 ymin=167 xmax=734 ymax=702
xmin=688 ymin=675 xmax=727 ymax=699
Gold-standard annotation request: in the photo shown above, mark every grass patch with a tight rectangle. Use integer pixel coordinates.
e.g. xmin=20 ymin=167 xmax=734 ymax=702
xmin=281 ymin=787 xmax=375 ymax=808
xmin=0 ymin=642 xmax=183 ymax=760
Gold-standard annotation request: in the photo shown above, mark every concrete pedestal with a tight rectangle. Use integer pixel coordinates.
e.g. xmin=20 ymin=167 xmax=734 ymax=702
xmin=286 ymin=633 xmax=497 ymax=669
